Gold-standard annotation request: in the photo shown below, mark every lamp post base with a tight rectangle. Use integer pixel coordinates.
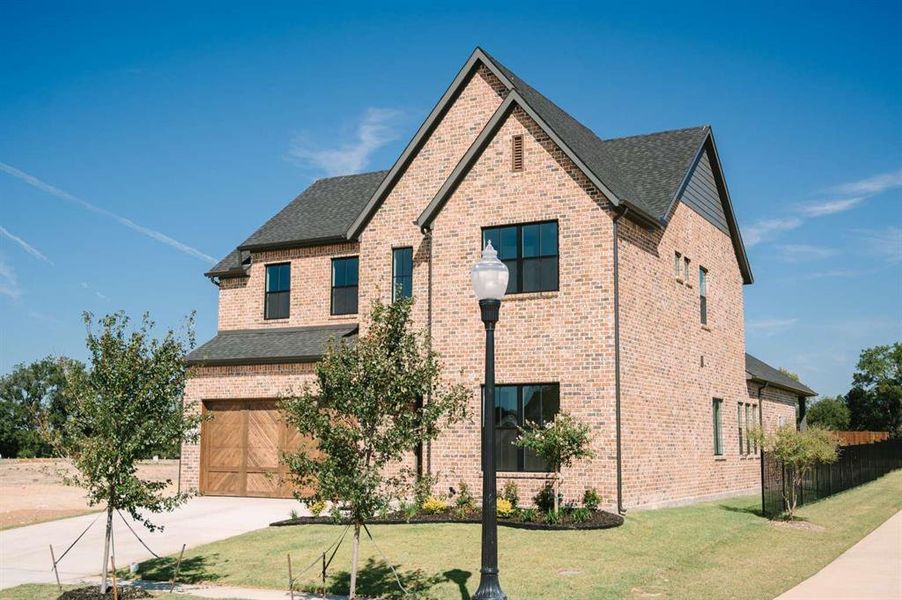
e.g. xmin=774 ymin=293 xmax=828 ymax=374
xmin=472 ymin=568 xmax=507 ymax=600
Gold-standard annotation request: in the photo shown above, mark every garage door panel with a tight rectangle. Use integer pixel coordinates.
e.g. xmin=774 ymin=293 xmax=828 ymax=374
xmin=246 ymin=471 xmax=281 ymax=496
xmin=247 ymin=405 xmax=281 ymax=469
xmin=205 ymin=471 xmax=242 ymax=496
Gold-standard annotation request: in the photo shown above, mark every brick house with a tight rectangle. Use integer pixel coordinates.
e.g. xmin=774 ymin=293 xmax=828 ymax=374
xmin=181 ymin=48 xmax=816 ymax=510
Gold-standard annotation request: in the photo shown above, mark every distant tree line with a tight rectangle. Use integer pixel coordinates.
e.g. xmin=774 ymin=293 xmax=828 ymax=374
xmin=805 ymin=342 xmax=901 ymax=436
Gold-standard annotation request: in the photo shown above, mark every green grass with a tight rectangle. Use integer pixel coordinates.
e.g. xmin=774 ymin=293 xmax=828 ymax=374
xmin=0 ymin=584 xmax=206 ymax=600
xmin=130 ymin=470 xmax=901 ymax=599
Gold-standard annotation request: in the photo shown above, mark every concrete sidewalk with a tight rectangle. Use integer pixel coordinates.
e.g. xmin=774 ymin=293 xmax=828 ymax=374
xmin=776 ymin=509 xmax=902 ymax=599
xmin=0 ymin=496 xmax=300 ymax=590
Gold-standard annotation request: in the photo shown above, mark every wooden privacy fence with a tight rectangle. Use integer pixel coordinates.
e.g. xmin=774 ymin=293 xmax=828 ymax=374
xmin=833 ymin=430 xmax=890 ymax=446
xmin=761 ymin=438 xmax=902 ymax=518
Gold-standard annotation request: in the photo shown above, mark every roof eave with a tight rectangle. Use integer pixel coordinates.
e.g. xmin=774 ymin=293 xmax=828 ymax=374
xmin=747 ymin=374 xmax=816 ymax=397
xmin=237 ymin=234 xmax=351 ymax=253
xmin=187 ymin=355 xmax=323 ymax=367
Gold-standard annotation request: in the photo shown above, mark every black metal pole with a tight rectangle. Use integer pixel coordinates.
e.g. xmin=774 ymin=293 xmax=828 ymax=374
xmin=473 ymin=298 xmax=506 ymax=600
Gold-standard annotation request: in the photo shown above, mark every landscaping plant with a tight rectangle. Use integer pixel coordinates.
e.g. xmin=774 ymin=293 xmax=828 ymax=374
xmin=750 ymin=425 xmax=839 ymax=519
xmin=500 ymin=480 xmax=519 ymax=508
xmin=582 ymin=488 xmax=601 ymax=512
xmin=515 ymin=413 xmax=594 ymax=513
xmin=45 ymin=312 xmax=201 ymax=594
xmin=280 ymin=297 xmax=469 ymax=600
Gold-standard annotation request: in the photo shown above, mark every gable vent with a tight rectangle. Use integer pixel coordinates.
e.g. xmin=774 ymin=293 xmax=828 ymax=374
xmin=511 ymin=135 xmax=524 ymax=172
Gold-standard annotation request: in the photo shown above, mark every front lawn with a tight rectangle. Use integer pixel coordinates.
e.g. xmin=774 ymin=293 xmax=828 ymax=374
xmin=134 ymin=469 xmax=901 ymax=599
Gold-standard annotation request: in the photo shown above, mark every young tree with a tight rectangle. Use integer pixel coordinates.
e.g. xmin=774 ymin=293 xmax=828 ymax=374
xmin=280 ymin=298 xmax=468 ymax=600
xmin=48 ymin=312 xmax=202 ymax=593
xmin=514 ymin=413 xmax=594 ymax=513
xmin=805 ymin=396 xmax=851 ymax=430
xmin=846 ymin=343 xmax=902 ymax=435
xmin=0 ymin=356 xmax=84 ymax=457
xmin=750 ymin=425 xmax=839 ymax=519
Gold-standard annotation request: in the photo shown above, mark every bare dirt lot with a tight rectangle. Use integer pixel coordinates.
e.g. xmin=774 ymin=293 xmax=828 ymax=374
xmin=0 ymin=459 xmax=179 ymax=530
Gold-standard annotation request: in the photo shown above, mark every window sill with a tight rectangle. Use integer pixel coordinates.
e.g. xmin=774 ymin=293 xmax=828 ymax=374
xmin=494 ymin=471 xmax=554 ymax=479
xmin=503 ymin=291 xmax=559 ymax=302
xmin=329 ymin=314 xmax=357 ymax=320
xmin=701 ymin=325 xmax=712 ymax=332
xmin=714 ymin=456 xmax=727 ymax=462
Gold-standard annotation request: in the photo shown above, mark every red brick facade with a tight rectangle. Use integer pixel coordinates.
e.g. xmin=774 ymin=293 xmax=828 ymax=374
xmin=180 ymin=54 xmax=804 ymax=509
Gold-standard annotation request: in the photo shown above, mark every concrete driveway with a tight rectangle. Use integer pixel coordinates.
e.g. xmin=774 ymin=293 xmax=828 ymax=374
xmin=0 ymin=496 xmax=300 ymax=590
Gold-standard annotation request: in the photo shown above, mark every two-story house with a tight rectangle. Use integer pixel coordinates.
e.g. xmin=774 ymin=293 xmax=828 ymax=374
xmin=182 ymin=48 xmax=816 ymax=510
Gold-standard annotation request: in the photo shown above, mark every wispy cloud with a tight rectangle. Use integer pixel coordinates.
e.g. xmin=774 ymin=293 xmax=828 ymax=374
xmin=288 ymin=108 xmax=404 ymax=176
xmin=81 ymin=281 xmax=109 ymax=300
xmin=744 ymin=217 xmax=803 ymax=247
xmin=746 ymin=317 xmax=798 ymax=336
xmin=0 ymin=225 xmax=53 ymax=264
xmin=855 ymin=226 xmax=902 ymax=264
xmin=0 ymin=162 xmax=216 ymax=264
xmin=777 ymin=244 xmax=837 ymax=262
xmin=798 ymin=197 xmax=864 ymax=217
xmin=0 ymin=254 xmax=21 ymax=300
xmin=831 ymin=168 xmax=902 ymax=196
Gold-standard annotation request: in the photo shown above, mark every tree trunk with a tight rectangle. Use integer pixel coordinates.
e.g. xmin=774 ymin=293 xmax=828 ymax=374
xmin=100 ymin=505 xmax=114 ymax=593
xmin=553 ymin=474 xmax=560 ymax=514
xmin=349 ymin=523 xmax=361 ymax=600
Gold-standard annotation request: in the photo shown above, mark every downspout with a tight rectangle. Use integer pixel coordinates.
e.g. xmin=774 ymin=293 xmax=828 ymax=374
xmin=613 ymin=206 xmax=628 ymax=514
xmin=422 ymin=225 xmax=434 ymax=476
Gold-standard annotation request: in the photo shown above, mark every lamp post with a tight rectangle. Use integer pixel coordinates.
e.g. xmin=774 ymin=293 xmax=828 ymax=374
xmin=471 ymin=241 xmax=509 ymax=600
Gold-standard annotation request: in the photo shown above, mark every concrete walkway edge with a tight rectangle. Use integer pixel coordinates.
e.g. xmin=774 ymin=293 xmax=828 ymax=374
xmin=775 ymin=509 xmax=902 ymax=599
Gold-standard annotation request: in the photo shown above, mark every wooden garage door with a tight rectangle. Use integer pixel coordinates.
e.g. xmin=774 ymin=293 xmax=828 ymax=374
xmin=201 ymin=399 xmax=309 ymax=498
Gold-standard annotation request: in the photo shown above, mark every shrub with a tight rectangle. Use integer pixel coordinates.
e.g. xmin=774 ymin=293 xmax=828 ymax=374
xmin=400 ymin=500 xmax=419 ymax=522
xmin=308 ymin=500 xmax=326 ymax=517
xmin=571 ymin=507 xmax=592 ymax=524
xmin=414 ymin=473 xmax=440 ymax=508
xmin=582 ymin=488 xmax=600 ymax=511
xmin=421 ymin=496 xmax=448 ymax=514
xmin=496 ymin=498 xmax=514 ymax=518
xmin=533 ymin=483 xmax=556 ymax=513
xmin=501 ymin=480 xmax=520 ymax=508
xmin=455 ymin=481 xmax=476 ymax=511
xmin=519 ymin=508 xmax=537 ymax=522
xmin=543 ymin=509 xmax=561 ymax=525
xmin=289 ymin=509 xmax=299 ymax=520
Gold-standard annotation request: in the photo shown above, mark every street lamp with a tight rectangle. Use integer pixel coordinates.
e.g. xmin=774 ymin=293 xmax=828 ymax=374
xmin=471 ymin=240 xmax=509 ymax=600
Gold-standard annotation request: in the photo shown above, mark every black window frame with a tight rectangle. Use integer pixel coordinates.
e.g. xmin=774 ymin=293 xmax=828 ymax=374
xmin=263 ymin=262 xmax=291 ymax=320
xmin=482 ymin=382 xmax=560 ymax=473
xmin=713 ymin=398 xmax=724 ymax=456
xmin=699 ymin=266 xmax=708 ymax=325
xmin=330 ymin=256 xmax=359 ymax=316
xmin=481 ymin=220 xmax=559 ymax=295
xmin=391 ymin=246 xmax=414 ymax=303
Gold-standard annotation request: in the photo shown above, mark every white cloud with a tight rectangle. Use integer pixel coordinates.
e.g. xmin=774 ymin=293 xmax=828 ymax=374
xmin=777 ymin=244 xmax=837 ymax=261
xmin=0 ymin=254 xmax=21 ymax=300
xmin=0 ymin=225 xmax=53 ymax=264
xmin=288 ymin=108 xmax=404 ymax=176
xmin=746 ymin=317 xmax=798 ymax=336
xmin=797 ymin=197 xmax=864 ymax=217
xmin=831 ymin=168 xmax=902 ymax=196
xmin=0 ymin=162 xmax=216 ymax=264
xmin=744 ymin=217 xmax=803 ymax=247
xmin=855 ymin=226 xmax=902 ymax=264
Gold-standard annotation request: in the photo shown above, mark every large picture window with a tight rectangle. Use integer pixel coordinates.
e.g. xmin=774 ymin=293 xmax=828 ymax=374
xmin=482 ymin=221 xmax=559 ymax=294
xmin=485 ymin=383 xmax=560 ymax=472
xmin=331 ymin=256 xmax=359 ymax=315
xmin=392 ymin=247 xmax=413 ymax=302
xmin=264 ymin=263 xmax=290 ymax=320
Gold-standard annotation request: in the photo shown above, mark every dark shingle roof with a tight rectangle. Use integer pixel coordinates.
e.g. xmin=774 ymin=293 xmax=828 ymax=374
xmin=187 ymin=324 xmax=358 ymax=366
xmin=239 ymin=170 xmax=387 ymax=251
xmin=602 ymin=127 xmax=710 ymax=219
xmin=205 ymin=248 xmax=251 ymax=278
xmin=746 ymin=353 xmax=816 ymax=397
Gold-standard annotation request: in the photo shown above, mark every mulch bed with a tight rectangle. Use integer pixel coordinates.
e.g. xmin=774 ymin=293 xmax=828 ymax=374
xmin=272 ymin=507 xmax=623 ymax=530
xmin=59 ymin=586 xmax=151 ymax=600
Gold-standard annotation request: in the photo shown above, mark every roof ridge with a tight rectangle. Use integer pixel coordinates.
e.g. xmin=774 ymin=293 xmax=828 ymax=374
xmin=311 ymin=169 xmax=390 ymax=183
xmin=603 ymin=125 xmax=710 ymax=143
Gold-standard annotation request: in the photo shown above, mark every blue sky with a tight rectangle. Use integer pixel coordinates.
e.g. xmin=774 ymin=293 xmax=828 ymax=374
xmin=1 ymin=1 xmax=900 ymax=396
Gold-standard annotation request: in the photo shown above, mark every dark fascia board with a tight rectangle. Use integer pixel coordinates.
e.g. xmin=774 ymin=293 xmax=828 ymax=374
xmin=204 ymin=266 xmax=247 ymax=279
xmin=187 ymin=354 xmax=322 ymax=367
xmin=746 ymin=374 xmax=816 ymax=398
xmin=416 ymin=90 xmax=660 ymax=230
xmin=237 ymin=234 xmax=349 ymax=253
xmin=346 ymin=47 xmax=515 ymax=240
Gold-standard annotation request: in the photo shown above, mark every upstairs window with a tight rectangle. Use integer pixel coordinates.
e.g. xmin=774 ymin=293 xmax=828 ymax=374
xmin=683 ymin=255 xmax=691 ymax=282
xmin=483 ymin=221 xmax=559 ymax=294
xmin=674 ymin=252 xmax=683 ymax=280
xmin=699 ymin=267 xmax=708 ymax=325
xmin=392 ymin=247 xmax=413 ymax=302
xmin=713 ymin=398 xmax=724 ymax=456
xmin=264 ymin=263 xmax=290 ymax=320
xmin=511 ymin=135 xmax=524 ymax=172
xmin=486 ymin=383 xmax=560 ymax=472
xmin=331 ymin=256 xmax=359 ymax=315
